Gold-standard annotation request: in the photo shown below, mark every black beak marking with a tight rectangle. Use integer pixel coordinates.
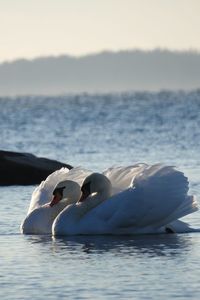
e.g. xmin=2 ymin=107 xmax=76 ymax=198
xmin=53 ymin=186 xmax=65 ymax=197
xmin=81 ymin=181 xmax=91 ymax=195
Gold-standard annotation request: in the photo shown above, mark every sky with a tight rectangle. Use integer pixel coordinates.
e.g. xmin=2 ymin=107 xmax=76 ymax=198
xmin=1 ymin=0 xmax=200 ymax=62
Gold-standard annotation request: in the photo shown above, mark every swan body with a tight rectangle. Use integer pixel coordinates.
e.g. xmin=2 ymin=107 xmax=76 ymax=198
xmin=52 ymin=165 xmax=198 ymax=236
xmin=20 ymin=167 xmax=91 ymax=234
xmin=20 ymin=179 xmax=81 ymax=234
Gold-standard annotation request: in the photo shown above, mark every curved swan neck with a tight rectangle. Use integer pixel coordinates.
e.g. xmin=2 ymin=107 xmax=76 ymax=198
xmin=79 ymin=173 xmax=112 ymax=216
xmin=51 ymin=180 xmax=81 ymax=207
xmin=80 ymin=173 xmax=112 ymax=203
xmin=96 ymin=188 xmax=111 ymax=202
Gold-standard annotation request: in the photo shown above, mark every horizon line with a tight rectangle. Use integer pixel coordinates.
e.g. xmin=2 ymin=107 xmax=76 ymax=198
xmin=1 ymin=47 xmax=200 ymax=65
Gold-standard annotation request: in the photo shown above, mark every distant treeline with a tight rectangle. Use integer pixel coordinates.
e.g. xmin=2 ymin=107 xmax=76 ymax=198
xmin=0 ymin=49 xmax=200 ymax=95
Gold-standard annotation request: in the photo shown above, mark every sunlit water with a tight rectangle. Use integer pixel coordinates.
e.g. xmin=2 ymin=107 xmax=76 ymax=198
xmin=1 ymin=91 xmax=200 ymax=299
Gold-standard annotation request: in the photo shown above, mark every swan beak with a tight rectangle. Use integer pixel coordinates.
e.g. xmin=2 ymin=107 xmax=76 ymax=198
xmin=50 ymin=186 xmax=65 ymax=207
xmin=49 ymin=194 xmax=62 ymax=207
xmin=79 ymin=181 xmax=91 ymax=202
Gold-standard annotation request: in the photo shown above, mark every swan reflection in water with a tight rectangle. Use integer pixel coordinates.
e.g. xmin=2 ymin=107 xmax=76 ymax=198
xmin=24 ymin=233 xmax=192 ymax=258
xmin=52 ymin=234 xmax=193 ymax=257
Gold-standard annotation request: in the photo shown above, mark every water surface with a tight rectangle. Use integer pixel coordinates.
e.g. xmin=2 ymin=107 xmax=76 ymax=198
xmin=1 ymin=91 xmax=200 ymax=299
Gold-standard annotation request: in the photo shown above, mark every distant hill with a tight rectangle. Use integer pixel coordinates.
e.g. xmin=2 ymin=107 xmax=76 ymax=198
xmin=0 ymin=50 xmax=200 ymax=95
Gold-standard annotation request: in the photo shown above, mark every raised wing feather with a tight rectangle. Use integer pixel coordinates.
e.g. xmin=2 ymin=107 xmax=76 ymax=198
xmin=103 ymin=163 xmax=148 ymax=194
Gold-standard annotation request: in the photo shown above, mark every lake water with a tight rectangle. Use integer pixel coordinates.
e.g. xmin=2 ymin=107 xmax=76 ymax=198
xmin=1 ymin=90 xmax=200 ymax=299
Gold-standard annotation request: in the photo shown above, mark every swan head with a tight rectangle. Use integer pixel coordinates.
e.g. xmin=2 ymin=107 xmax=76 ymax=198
xmin=79 ymin=173 xmax=112 ymax=202
xmin=50 ymin=180 xmax=81 ymax=207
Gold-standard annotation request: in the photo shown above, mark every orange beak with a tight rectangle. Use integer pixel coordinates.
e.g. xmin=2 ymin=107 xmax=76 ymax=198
xmin=49 ymin=193 xmax=62 ymax=207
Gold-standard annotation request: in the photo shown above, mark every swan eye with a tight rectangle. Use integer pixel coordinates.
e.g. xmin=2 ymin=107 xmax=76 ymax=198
xmin=53 ymin=187 xmax=65 ymax=197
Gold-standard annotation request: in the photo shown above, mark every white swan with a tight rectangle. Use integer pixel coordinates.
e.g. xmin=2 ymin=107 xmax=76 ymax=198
xmin=52 ymin=165 xmax=198 ymax=235
xmin=20 ymin=167 xmax=92 ymax=234
xmin=20 ymin=179 xmax=81 ymax=234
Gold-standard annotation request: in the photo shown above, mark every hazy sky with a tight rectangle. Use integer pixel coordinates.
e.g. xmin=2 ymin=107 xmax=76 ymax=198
xmin=1 ymin=0 xmax=200 ymax=62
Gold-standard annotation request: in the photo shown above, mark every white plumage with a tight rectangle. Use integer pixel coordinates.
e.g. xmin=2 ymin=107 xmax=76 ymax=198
xmin=52 ymin=164 xmax=198 ymax=235
xmin=21 ymin=164 xmax=198 ymax=235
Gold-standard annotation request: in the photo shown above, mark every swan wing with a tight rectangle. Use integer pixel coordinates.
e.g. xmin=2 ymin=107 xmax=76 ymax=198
xmin=81 ymin=165 xmax=197 ymax=233
xmin=103 ymin=163 xmax=148 ymax=194
xmin=28 ymin=166 xmax=92 ymax=214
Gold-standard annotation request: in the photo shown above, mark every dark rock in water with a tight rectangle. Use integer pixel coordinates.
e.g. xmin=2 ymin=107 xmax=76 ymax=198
xmin=0 ymin=150 xmax=73 ymax=185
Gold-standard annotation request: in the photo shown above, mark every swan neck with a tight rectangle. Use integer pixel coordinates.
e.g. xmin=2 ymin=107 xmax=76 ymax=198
xmin=99 ymin=189 xmax=111 ymax=201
